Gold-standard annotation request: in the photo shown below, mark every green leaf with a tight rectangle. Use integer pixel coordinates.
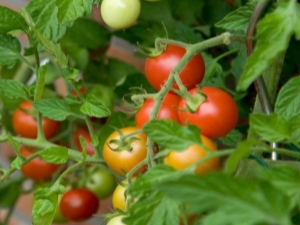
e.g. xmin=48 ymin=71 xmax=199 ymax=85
xmin=225 ymin=138 xmax=256 ymax=174
xmin=0 ymin=79 xmax=27 ymax=100
xmin=201 ymin=53 xmax=223 ymax=87
xmin=34 ymin=98 xmax=72 ymax=121
xmin=238 ymin=0 xmax=299 ymax=90
xmin=256 ymin=165 xmax=300 ymax=209
xmin=0 ymin=177 xmax=23 ymax=208
xmin=11 ymin=156 xmax=26 ymax=170
xmin=219 ymin=129 xmax=243 ymax=147
xmin=34 ymin=65 xmax=47 ymax=103
xmin=32 ymin=197 xmax=57 ymax=225
xmin=288 ymin=115 xmax=300 ymax=143
xmin=0 ymin=34 xmax=22 ymax=68
xmin=55 ymin=0 xmax=93 ymax=25
xmin=80 ymin=94 xmax=111 ymax=118
xmin=26 ymin=0 xmax=66 ymax=43
xmin=215 ymin=2 xmax=255 ymax=33
xmin=171 ymin=0 xmax=204 ymax=25
xmin=143 ymin=120 xmax=202 ymax=151
xmin=275 ymin=76 xmax=300 ymax=119
xmin=158 ymin=173 xmax=293 ymax=225
xmin=39 ymin=146 xmax=68 ymax=164
xmin=250 ymin=113 xmax=290 ymax=142
xmin=0 ymin=6 xmax=28 ymax=33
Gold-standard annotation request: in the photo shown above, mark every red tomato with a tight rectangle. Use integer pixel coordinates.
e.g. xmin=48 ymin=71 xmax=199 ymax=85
xmin=20 ymin=146 xmax=60 ymax=181
xmin=164 ymin=135 xmax=219 ymax=175
xmin=135 ymin=93 xmax=181 ymax=129
xmin=178 ymin=87 xmax=238 ymax=139
xmin=12 ymin=101 xmax=60 ymax=139
xmin=145 ymin=44 xmax=205 ymax=91
xmin=103 ymin=127 xmax=147 ymax=175
xmin=60 ymin=188 xmax=99 ymax=221
xmin=74 ymin=128 xmax=95 ymax=155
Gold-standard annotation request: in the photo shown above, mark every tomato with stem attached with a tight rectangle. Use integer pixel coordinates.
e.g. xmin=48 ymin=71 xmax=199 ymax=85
xmin=103 ymin=127 xmax=147 ymax=175
xmin=145 ymin=44 xmax=205 ymax=91
xmin=20 ymin=146 xmax=60 ymax=181
xmin=164 ymin=135 xmax=219 ymax=175
xmin=74 ymin=128 xmax=95 ymax=155
xmin=84 ymin=167 xmax=117 ymax=199
xmin=60 ymin=188 xmax=99 ymax=221
xmin=135 ymin=92 xmax=181 ymax=129
xmin=12 ymin=101 xmax=60 ymax=139
xmin=178 ymin=86 xmax=238 ymax=139
xmin=100 ymin=0 xmax=141 ymax=30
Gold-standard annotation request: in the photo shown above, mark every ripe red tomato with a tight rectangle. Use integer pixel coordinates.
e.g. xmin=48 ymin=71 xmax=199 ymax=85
xmin=74 ymin=128 xmax=95 ymax=155
xmin=135 ymin=93 xmax=181 ymax=129
xmin=145 ymin=44 xmax=205 ymax=91
xmin=60 ymin=188 xmax=99 ymax=221
xmin=12 ymin=101 xmax=60 ymax=139
xmin=20 ymin=146 xmax=60 ymax=181
xmin=164 ymin=135 xmax=219 ymax=175
xmin=103 ymin=127 xmax=147 ymax=175
xmin=178 ymin=87 xmax=238 ymax=139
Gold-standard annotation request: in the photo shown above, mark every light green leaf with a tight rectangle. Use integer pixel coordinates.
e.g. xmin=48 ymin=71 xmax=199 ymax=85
xmin=11 ymin=156 xmax=25 ymax=170
xmin=143 ymin=120 xmax=202 ymax=151
xmin=250 ymin=113 xmax=290 ymax=142
xmin=34 ymin=98 xmax=72 ymax=121
xmin=238 ymin=0 xmax=299 ymax=90
xmin=288 ymin=115 xmax=300 ymax=143
xmin=55 ymin=0 xmax=93 ymax=25
xmin=32 ymin=196 xmax=57 ymax=225
xmin=26 ymin=0 xmax=66 ymax=43
xmin=0 ymin=79 xmax=27 ymax=100
xmin=275 ymin=76 xmax=300 ymax=119
xmin=215 ymin=2 xmax=255 ymax=33
xmin=80 ymin=94 xmax=111 ymax=118
xmin=39 ymin=146 xmax=68 ymax=164
xmin=0 ymin=34 xmax=22 ymax=68
xmin=0 ymin=6 xmax=28 ymax=33
xmin=34 ymin=65 xmax=47 ymax=103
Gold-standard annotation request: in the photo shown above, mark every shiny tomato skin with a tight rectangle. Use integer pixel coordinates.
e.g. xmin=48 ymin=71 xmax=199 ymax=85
xmin=164 ymin=135 xmax=219 ymax=175
xmin=112 ymin=182 xmax=128 ymax=211
xmin=135 ymin=93 xmax=181 ymax=129
xmin=74 ymin=128 xmax=95 ymax=155
xmin=145 ymin=44 xmax=205 ymax=91
xmin=20 ymin=146 xmax=60 ymax=181
xmin=103 ymin=127 xmax=147 ymax=175
xmin=60 ymin=188 xmax=99 ymax=221
xmin=178 ymin=87 xmax=238 ymax=139
xmin=12 ymin=101 xmax=60 ymax=139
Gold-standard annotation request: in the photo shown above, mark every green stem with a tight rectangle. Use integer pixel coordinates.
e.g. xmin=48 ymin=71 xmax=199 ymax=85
xmin=17 ymin=54 xmax=36 ymax=72
xmin=215 ymin=48 xmax=239 ymax=62
xmin=56 ymin=161 xmax=84 ymax=184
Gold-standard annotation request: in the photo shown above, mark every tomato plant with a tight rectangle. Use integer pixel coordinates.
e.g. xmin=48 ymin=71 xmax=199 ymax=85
xmin=178 ymin=87 xmax=239 ymax=139
xmin=59 ymin=188 xmax=99 ymax=221
xmin=164 ymin=135 xmax=219 ymax=175
xmin=103 ymin=127 xmax=147 ymax=175
xmin=74 ymin=127 xmax=95 ymax=155
xmin=12 ymin=101 xmax=60 ymax=139
xmin=145 ymin=44 xmax=205 ymax=91
xmin=84 ymin=167 xmax=117 ymax=199
xmin=20 ymin=146 xmax=60 ymax=181
xmin=107 ymin=216 xmax=126 ymax=225
xmin=100 ymin=0 xmax=141 ymax=29
xmin=135 ymin=92 xmax=181 ymax=128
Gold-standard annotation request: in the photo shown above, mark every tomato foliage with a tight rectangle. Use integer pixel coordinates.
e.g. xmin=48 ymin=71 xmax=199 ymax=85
xmin=0 ymin=0 xmax=300 ymax=225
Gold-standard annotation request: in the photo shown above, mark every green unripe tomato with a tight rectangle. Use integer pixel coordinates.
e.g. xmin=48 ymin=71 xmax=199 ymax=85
xmin=100 ymin=0 xmax=141 ymax=30
xmin=107 ymin=216 xmax=126 ymax=225
xmin=85 ymin=168 xmax=117 ymax=199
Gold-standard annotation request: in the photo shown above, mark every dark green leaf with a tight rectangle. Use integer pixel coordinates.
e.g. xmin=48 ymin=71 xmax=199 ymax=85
xmin=215 ymin=2 xmax=255 ymax=33
xmin=80 ymin=94 xmax=111 ymax=118
xmin=288 ymin=115 xmax=300 ymax=143
xmin=34 ymin=98 xmax=72 ymax=121
xmin=39 ymin=146 xmax=69 ymax=164
xmin=0 ymin=176 xmax=23 ymax=208
xmin=26 ymin=0 xmax=66 ymax=43
xmin=238 ymin=1 xmax=299 ymax=90
xmin=201 ymin=53 xmax=223 ymax=86
xmin=0 ymin=34 xmax=22 ymax=68
xmin=171 ymin=0 xmax=204 ymax=25
xmin=0 ymin=6 xmax=28 ymax=33
xmin=0 ymin=79 xmax=27 ymax=100
xmin=55 ymin=0 xmax=93 ymax=25
xmin=250 ymin=113 xmax=290 ymax=142
xmin=225 ymin=138 xmax=256 ymax=174
xmin=219 ymin=129 xmax=243 ymax=147
xmin=143 ymin=120 xmax=202 ymax=151
xmin=275 ymin=76 xmax=300 ymax=119
xmin=158 ymin=173 xmax=292 ymax=225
